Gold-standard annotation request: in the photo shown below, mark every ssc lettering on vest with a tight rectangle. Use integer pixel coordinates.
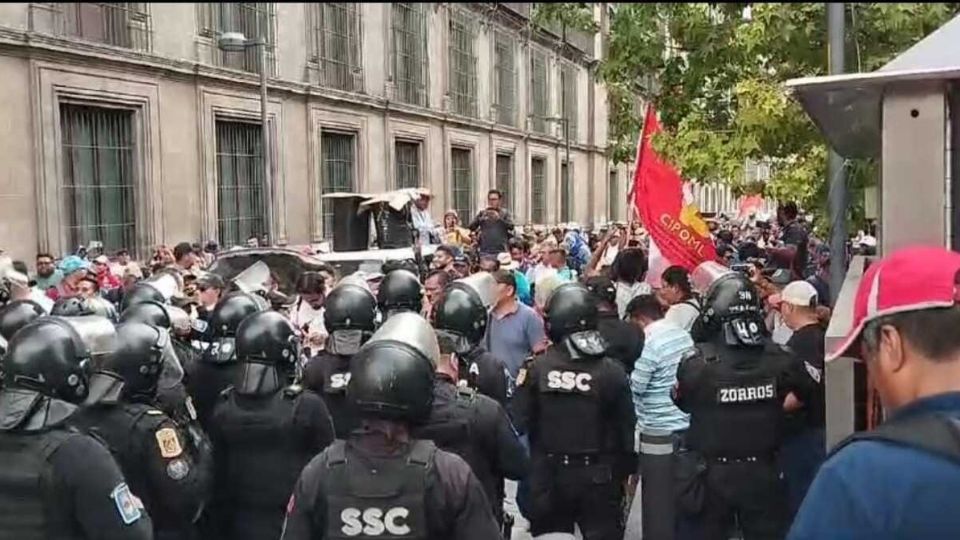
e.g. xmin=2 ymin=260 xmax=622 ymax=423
xmin=340 ymin=507 xmax=411 ymax=537
xmin=716 ymin=382 xmax=776 ymax=404
xmin=330 ymin=373 xmax=352 ymax=390
xmin=546 ymin=370 xmax=593 ymax=392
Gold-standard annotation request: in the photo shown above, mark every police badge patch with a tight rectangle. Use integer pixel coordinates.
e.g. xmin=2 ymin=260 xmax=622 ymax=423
xmin=155 ymin=427 xmax=184 ymax=458
xmin=111 ymin=483 xmax=142 ymax=525
xmin=166 ymin=459 xmax=190 ymax=481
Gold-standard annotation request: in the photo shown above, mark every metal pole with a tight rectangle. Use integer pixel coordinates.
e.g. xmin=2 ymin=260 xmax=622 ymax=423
xmin=827 ymin=2 xmax=846 ymax=305
xmin=949 ymin=82 xmax=960 ymax=252
xmin=257 ymin=17 xmax=273 ymax=246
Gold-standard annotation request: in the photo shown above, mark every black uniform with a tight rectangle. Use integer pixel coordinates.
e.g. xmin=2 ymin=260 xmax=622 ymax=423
xmin=74 ymin=402 xmax=210 ymax=540
xmin=414 ymin=375 xmax=528 ymax=523
xmin=595 ymin=311 xmax=644 ymax=374
xmin=303 ymin=351 xmax=356 ymax=438
xmin=281 ymin=311 xmax=500 ymax=540
xmin=208 ymin=310 xmax=336 ymax=540
xmin=0 ymin=317 xmax=154 ymax=540
xmin=459 ymin=345 xmax=509 ymax=406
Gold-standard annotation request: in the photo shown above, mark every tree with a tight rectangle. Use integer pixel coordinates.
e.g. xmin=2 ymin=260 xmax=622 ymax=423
xmin=596 ymin=3 xmax=960 ymax=230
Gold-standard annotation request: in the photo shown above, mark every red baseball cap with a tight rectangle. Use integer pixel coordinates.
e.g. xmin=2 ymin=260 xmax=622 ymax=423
xmin=827 ymin=246 xmax=960 ymax=362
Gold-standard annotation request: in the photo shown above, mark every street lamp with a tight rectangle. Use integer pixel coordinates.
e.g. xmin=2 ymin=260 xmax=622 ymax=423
xmin=217 ymin=30 xmax=273 ymax=246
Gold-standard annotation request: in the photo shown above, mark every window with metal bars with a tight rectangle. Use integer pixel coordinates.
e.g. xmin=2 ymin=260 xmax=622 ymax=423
xmin=608 ymin=170 xmax=618 ymax=221
xmin=530 ymin=48 xmax=548 ymax=134
xmin=216 ymin=120 xmax=267 ymax=248
xmin=531 ymin=157 xmax=546 ymax=224
xmin=395 ymin=141 xmax=421 ymax=189
xmin=451 ymin=148 xmax=474 ymax=224
xmin=60 ymin=104 xmax=138 ymax=254
xmin=448 ymin=8 xmax=477 ymax=118
xmin=391 ymin=3 xmax=428 ymax=107
xmin=494 ymin=30 xmax=516 ymax=126
xmin=496 ymin=154 xmax=513 ymax=215
xmin=197 ymin=3 xmax=275 ymax=74
xmin=560 ymin=162 xmax=572 ymax=222
xmin=310 ymin=3 xmax=361 ymax=92
xmin=32 ymin=3 xmax=152 ymax=50
xmin=561 ymin=62 xmax=578 ymax=141
xmin=321 ymin=132 xmax=356 ymax=239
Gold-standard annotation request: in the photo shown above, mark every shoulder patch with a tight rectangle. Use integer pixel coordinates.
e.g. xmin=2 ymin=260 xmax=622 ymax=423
xmin=110 ymin=483 xmax=143 ymax=525
xmin=515 ymin=367 xmax=528 ymax=387
xmin=166 ymin=458 xmax=190 ymax=481
xmin=155 ymin=427 xmax=184 ymax=458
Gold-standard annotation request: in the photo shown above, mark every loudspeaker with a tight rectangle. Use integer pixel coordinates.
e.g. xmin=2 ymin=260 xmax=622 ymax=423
xmin=331 ymin=195 xmax=370 ymax=252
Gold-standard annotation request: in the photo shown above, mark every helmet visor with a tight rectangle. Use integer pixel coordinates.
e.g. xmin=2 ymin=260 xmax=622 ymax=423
xmin=156 ymin=331 xmax=185 ymax=390
xmin=690 ymin=261 xmax=737 ymax=296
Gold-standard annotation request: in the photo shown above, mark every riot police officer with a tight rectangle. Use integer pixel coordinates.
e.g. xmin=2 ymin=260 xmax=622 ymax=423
xmin=208 ymin=310 xmax=335 ymax=540
xmin=376 ymin=268 xmax=423 ymax=319
xmin=434 ymin=272 xmax=509 ymax=405
xmin=281 ymin=312 xmax=501 ymax=540
xmin=302 ymin=276 xmax=377 ymax=437
xmin=0 ymin=318 xmax=153 ymax=538
xmin=0 ymin=298 xmax=46 ymax=355
xmin=511 ymin=282 xmax=637 ymax=540
xmin=75 ymin=321 xmax=212 ymax=540
xmin=676 ymin=262 xmax=800 ymax=539
xmin=122 ymin=281 xmax=167 ymax=311
xmin=414 ymin=329 xmax=529 ymax=529
xmin=51 ymin=295 xmax=119 ymax=322
xmin=186 ymin=291 xmax=263 ymax=429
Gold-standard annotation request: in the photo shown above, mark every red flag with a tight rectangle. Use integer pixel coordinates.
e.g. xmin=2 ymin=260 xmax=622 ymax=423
xmin=631 ymin=104 xmax=716 ymax=270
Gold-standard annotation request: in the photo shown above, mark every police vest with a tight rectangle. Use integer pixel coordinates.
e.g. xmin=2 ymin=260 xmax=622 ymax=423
xmin=0 ymin=428 xmax=83 ymax=540
xmin=535 ymin=351 xmax=606 ymax=455
xmin=323 ymin=440 xmax=432 ymax=540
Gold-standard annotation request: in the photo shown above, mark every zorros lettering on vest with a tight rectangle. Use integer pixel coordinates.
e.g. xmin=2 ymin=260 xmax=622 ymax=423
xmin=716 ymin=382 xmax=776 ymax=404
xmin=331 ymin=373 xmax=352 ymax=389
xmin=546 ymin=370 xmax=593 ymax=392
xmin=340 ymin=507 xmax=412 ymax=537
xmin=659 ymin=213 xmax=707 ymax=258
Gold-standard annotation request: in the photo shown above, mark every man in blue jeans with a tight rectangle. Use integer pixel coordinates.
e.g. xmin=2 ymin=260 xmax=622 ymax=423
xmin=790 ymin=246 xmax=960 ymax=539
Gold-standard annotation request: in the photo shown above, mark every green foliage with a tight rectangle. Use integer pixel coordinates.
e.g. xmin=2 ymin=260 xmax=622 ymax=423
xmin=596 ymin=2 xmax=960 ymax=228
xmin=532 ymin=3 xmax=598 ymax=35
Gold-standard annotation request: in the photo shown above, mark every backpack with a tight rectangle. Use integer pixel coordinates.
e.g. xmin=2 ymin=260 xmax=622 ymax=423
xmin=830 ymin=412 xmax=960 ymax=465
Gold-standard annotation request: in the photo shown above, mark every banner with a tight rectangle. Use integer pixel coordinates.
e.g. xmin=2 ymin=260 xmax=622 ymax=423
xmin=631 ymin=104 xmax=716 ymax=270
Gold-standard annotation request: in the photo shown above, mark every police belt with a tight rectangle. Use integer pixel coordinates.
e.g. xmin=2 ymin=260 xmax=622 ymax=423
xmin=544 ymin=452 xmax=603 ymax=466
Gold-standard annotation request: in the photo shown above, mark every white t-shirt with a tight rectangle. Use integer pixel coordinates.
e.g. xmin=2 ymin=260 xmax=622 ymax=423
xmin=616 ymin=281 xmax=652 ymax=319
xmin=664 ymin=298 xmax=701 ymax=332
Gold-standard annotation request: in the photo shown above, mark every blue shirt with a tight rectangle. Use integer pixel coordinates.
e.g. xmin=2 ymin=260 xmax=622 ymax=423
xmin=788 ymin=392 xmax=960 ymax=540
xmin=631 ymin=319 xmax=692 ymax=433
xmin=485 ymin=302 xmax=545 ymax=378
xmin=512 ymin=270 xmax=533 ymax=307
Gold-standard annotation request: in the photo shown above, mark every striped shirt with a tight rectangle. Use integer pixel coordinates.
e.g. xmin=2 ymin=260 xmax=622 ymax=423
xmin=631 ymin=318 xmax=693 ymax=434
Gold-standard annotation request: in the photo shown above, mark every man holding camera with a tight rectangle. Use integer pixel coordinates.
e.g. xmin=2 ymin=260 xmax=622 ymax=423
xmin=469 ymin=189 xmax=515 ymax=256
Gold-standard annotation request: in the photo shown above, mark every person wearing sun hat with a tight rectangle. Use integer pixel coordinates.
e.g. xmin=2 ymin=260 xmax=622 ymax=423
xmin=496 ymin=252 xmax=532 ymax=306
xmin=788 ymin=246 xmax=960 ymax=540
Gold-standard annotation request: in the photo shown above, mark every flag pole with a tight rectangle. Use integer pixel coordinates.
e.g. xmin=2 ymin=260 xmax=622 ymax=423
xmin=626 ymin=102 xmax=653 ymax=222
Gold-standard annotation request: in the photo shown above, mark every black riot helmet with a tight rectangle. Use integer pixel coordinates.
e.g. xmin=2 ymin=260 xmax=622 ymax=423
xmin=433 ymin=274 xmax=495 ymax=354
xmin=119 ymin=300 xmax=171 ymax=329
xmin=348 ymin=312 xmax=439 ymax=424
xmin=209 ymin=292 xmax=263 ymax=338
xmin=323 ymin=278 xmax=378 ymax=333
xmin=377 ymin=269 xmax=423 ymax=316
xmin=235 ymin=311 xmax=300 ymax=395
xmin=121 ymin=282 xmax=166 ymax=311
xmin=3 ymin=318 xmax=91 ymax=403
xmin=51 ymin=296 xmax=119 ymax=323
xmin=690 ymin=261 xmax=765 ymax=347
xmin=544 ymin=282 xmax=599 ymax=343
xmin=0 ymin=300 xmax=46 ymax=342
xmin=93 ymin=322 xmax=184 ymax=403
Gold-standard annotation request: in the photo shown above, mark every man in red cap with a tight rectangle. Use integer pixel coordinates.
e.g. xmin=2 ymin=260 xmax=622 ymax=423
xmin=789 ymin=246 xmax=960 ymax=539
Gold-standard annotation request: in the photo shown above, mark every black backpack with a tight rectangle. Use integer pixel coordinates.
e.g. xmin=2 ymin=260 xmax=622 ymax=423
xmin=830 ymin=412 xmax=960 ymax=465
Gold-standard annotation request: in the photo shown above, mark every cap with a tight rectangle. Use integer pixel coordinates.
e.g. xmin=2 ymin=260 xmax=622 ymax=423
xmin=827 ymin=246 xmax=960 ymax=362
xmin=770 ymin=281 xmax=818 ymax=308
xmin=768 ymin=268 xmax=793 ymax=286
xmin=496 ymin=252 xmax=518 ymax=271
xmin=93 ymin=255 xmax=109 ymax=264
xmin=59 ymin=255 xmax=91 ymax=276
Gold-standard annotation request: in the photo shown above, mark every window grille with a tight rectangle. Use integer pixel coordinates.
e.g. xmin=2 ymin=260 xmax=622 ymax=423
xmin=60 ymin=104 xmax=138 ymax=254
xmin=530 ymin=48 xmax=548 ymax=134
xmin=198 ymin=3 xmax=276 ymax=75
xmin=391 ymin=3 xmax=428 ymax=107
xmin=320 ymin=132 xmax=356 ymax=239
xmin=561 ymin=62 xmax=578 ymax=140
xmin=448 ymin=8 xmax=477 ymax=117
xmin=496 ymin=154 xmax=514 ymax=216
xmin=560 ymin=162 xmax=572 ymax=222
xmin=451 ymin=148 xmax=474 ymax=224
xmin=395 ymin=141 xmax=421 ymax=189
xmin=216 ymin=120 xmax=268 ymax=248
xmin=494 ymin=30 xmax=516 ymax=126
xmin=531 ymin=157 xmax=546 ymax=224
xmin=310 ymin=3 xmax=361 ymax=91
xmin=33 ymin=3 xmax=152 ymax=51
xmin=608 ymin=170 xmax=618 ymax=221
